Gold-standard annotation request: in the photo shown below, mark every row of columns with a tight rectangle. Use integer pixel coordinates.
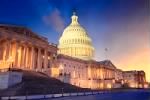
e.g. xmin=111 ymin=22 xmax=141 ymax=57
xmin=60 ymin=47 xmax=93 ymax=57
xmin=0 ymin=41 xmax=11 ymax=61
xmin=0 ymin=40 xmax=51 ymax=71
xmin=88 ymin=66 xmax=115 ymax=80
xmin=62 ymin=39 xmax=89 ymax=45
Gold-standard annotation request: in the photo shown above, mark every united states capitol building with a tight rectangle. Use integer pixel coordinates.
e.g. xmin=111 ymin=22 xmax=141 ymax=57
xmin=0 ymin=12 xmax=148 ymax=89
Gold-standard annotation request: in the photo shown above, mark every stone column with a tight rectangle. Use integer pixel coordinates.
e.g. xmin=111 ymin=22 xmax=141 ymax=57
xmin=94 ymin=67 xmax=96 ymax=79
xmin=25 ymin=47 xmax=29 ymax=69
xmin=100 ymin=68 xmax=102 ymax=79
xmin=8 ymin=41 xmax=12 ymax=59
xmin=107 ymin=70 xmax=109 ymax=79
xmin=14 ymin=42 xmax=19 ymax=68
xmin=19 ymin=46 xmax=23 ymax=69
xmin=87 ymin=65 xmax=90 ymax=79
xmin=3 ymin=42 xmax=7 ymax=61
xmin=93 ymin=67 xmax=95 ymax=79
xmin=108 ymin=70 xmax=110 ymax=78
xmin=37 ymin=48 xmax=41 ymax=71
xmin=103 ymin=68 xmax=105 ymax=79
xmin=30 ymin=47 xmax=35 ymax=70
xmin=23 ymin=46 xmax=26 ymax=69
xmin=88 ymin=66 xmax=91 ymax=79
xmin=108 ymin=70 xmax=110 ymax=79
xmin=105 ymin=70 xmax=107 ymax=79
xmin=97 ymin=68 xmax=99 ymax=79
xmin=28 ymin=47 xmax=31 ymax=69
xmin=101 ymin=68 xmax=103 ymax=79
xmin=92 ymin=66 xmax=94 ymax=79
xmin=44 ymin=50 xmax=48 ymax=71
xmin=0 ymin=45 xmax=2 ymax=60
xmin=20 ymin=46 xmax=23 ymax=68
xmin=5 ymin=42 xmax=10 ymax=60
xmin=95 ymin=66 xmax=97 ymax=79
xmin=110 ymin=70 xmax=112 ymax=78
xmin=17 ymin=46 xmax=22 ymax=68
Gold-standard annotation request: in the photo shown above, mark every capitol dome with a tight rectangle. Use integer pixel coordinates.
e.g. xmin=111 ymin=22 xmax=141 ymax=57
xmin=58 ymin=12 xmax=94 ymax=60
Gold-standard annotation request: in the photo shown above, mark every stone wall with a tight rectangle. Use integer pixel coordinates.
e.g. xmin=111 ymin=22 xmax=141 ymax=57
xmin=0 ymin=71 xmax=22 ymax=89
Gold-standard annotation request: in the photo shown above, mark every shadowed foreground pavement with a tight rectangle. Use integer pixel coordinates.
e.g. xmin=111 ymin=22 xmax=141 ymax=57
xmin=49 ymin=89 xmax=150 ymax=100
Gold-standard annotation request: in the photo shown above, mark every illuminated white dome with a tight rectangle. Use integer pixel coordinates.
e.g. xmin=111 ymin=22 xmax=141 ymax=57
xmin=58 ymin=12 xmax=94 ymax=60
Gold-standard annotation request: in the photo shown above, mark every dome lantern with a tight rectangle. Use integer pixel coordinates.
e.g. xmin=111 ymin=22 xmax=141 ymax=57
xmin=71 ymin=12 xmax=79 ymax=25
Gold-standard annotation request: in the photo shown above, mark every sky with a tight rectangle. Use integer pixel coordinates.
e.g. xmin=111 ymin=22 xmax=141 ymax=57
xmin=0 ymin=0 xmax=149 ymax=81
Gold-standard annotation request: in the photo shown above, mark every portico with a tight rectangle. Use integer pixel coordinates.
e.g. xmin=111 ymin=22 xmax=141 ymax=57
xmin=0 ymin=25 xmax=57 ymax=74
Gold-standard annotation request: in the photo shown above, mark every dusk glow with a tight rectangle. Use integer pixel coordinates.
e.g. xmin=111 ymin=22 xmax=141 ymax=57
xmin=0 ymin=0 xmax=149 ymax=82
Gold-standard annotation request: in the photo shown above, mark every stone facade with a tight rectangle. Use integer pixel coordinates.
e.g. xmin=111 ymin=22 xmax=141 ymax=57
xmin=0 ymin=24 xmax=57 ymax=76
xmin=0 ymin=69 xmax=22 ymax=89
xmin=0 ymin=24 xmax=147 ymax=89
xmin=57 ymin=54 xmax=117 ymax=89
xmin=123 ymin=71 xmax=147 ymax=88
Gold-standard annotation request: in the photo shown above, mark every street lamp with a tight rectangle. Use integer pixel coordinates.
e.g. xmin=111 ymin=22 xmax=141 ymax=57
xmin=7 ymin=56 xmax=14 ymax=69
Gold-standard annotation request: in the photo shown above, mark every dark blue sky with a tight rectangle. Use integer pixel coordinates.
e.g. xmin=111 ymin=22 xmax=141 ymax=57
xmin=0 ymin=0 xmax=149 ymax=81
xmin=0 ymin=0 xmax=148 ymax=42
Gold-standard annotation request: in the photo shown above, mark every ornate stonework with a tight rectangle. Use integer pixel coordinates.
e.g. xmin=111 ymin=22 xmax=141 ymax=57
xmin=0 ymin=22 xmax=147 ymax=89
xmin=58 ymin=12 xmax=94 ymax=60
xmin=0 ymin=24 xmax=57 ymax=75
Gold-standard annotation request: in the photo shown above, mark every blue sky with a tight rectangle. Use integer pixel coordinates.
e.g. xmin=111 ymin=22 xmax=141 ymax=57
xmin=0 ymin=0 xmax=149 ymax=81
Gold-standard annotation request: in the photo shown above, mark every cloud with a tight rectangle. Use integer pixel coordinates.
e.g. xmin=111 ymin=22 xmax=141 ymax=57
xmin=43 ymin=9 xmax=65 ymax=33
